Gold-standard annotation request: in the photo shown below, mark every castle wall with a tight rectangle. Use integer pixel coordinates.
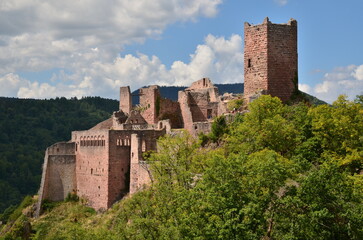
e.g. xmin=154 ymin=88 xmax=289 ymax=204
xmin=178 ymin=90 xmax=194 ymax=131
xmin=130 ymin=134 xmax=143 ymax=195
xmin=159 ymin=98 xmax=183 ymax=128
xmin=129 ymin=130 xmax=166 ymax=194
xmin=72 ymin=130 xmax=110 ymax=210
xmin=108 ymin=131 xmax=132 ymax=207
xmin=37 ymin=142 xmax=76 ymax=213
xmin=188 ymin=90 xmax=219 ymax=122
xmin=244 ymin=18 xmax=298 ymax=102
xmin=191 ymin=122 xmax=212 ymax=136
xmin=140 ymin=85 xmax=183 ymax=128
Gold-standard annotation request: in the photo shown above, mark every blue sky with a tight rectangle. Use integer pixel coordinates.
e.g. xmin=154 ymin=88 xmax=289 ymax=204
xmin=0 ymin=0 xmax=362 ymax=103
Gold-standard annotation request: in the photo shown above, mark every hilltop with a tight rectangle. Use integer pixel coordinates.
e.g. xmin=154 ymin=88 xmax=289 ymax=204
xmin=1 ymin=94 xmax=362 ymax=240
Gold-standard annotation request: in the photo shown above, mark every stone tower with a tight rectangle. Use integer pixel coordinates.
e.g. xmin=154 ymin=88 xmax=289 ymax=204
xmin=244 ymin=17 xmax=298 ymax=102
xmin=139 ymin=85 xmax=160 ymax=124
xmin=119 ymin=86 xmax=132 ymax=115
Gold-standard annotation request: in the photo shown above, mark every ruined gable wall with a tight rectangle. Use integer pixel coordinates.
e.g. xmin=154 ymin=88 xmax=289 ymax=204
xmin=140 ymin=85 xmax=159 ymax=124
xmin=119 ymin=86 xmax=132 ymax=114
xmin=244 ymin=21 xmax=269 ymax=102
xmin=159 ymin=98 xmax=183 ymax=128
xmin=188 ymin=90 xmax=219 ymax=122
xmin=140 ymin=85 xmax=182 ymax=128
xmin=267 ymin=19 xmax=298 ymax=102
xmin=187 ymin=77 xmax=214 ymax=90
xmin=72 ymin=130 xmax=109 ymax=210
xmin=39 ymin=142 xmax=76 ymax=202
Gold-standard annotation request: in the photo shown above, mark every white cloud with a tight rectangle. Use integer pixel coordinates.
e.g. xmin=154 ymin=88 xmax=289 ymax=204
xmin=307 ymin=65 xmax=363 ymax=103
xmin=353 ymin=65 xmax=363 ymax=80
xmin=0 ymin=73 xmax=27 ymax=97
xmin=13 ymin=34 xmax=244 ymax=99
xmin=298 ymin=83 xmax=311 ymax=94
xmin=0 ymin=0 xmax=223 ymax=97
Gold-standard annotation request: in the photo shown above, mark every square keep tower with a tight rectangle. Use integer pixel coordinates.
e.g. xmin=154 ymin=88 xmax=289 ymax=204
xmin=244 ymin=17 xmax=298 ymax=102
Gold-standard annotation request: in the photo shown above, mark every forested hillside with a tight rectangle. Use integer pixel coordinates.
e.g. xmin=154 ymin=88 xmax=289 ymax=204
xmin=1 ymin=95 xmax=362 ymax=239
xmin=0 ymin=97 xmax=118 ymax=213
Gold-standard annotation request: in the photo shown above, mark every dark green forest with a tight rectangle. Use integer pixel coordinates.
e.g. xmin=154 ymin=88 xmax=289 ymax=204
xmin=0 ymin=97 xmax=118 ymax=213
xmin=1 ymin=94 xmax=362 ymax=240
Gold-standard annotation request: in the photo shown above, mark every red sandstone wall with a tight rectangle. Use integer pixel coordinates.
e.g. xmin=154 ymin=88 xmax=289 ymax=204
xmin=159 ymin=98 xmax=183 ymax=128
xmin=188 ymin=90 xmax=219 ymax=122
xmin=129 ymin=130 xmax=165 ymax=194
xmin=73 ymin=130 xmax=110 ymax=210
xmin=108 ymin=131 xmax=132 ymax=207
xmin=119 ymin=86 xmax=132 ymax=114
xmin=178 ymin=90 xmax=193 ymax=131
xmin=40 ymin=142 xmax=76 ymax=202
xmin=140 ymin=86 xmax=159 ymax=124
xmin=244 ymin=21 xmax=269 ymax=101
xmin=188 ymin=77 xmax=214 ymax=90
xmin=244 ymin=18 xmax=298 ymax=102
xmin=267 ymin=20 xmax=298 ymax=102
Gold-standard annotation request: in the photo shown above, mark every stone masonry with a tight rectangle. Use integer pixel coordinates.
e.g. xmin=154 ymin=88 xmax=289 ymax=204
xmin=37 ymin=17 xmax=299 ymax=214
xmin=244 ymin=17 xmax=298 ymax=102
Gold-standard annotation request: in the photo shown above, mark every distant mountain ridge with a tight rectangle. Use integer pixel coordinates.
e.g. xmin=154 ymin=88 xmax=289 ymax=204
xmin=131 ymin=83 xmax=244 ymax=105
xmin=131 ymin=83 xmax=326 ymax=105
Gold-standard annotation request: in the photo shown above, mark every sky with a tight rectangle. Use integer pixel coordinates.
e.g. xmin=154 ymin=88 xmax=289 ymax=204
xmin=0 ymin=0 xmax=362 ymax=103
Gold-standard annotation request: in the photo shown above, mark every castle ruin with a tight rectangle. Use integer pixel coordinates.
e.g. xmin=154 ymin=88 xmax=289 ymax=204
xmin=36 ymin=17 xmax=298 ymax=214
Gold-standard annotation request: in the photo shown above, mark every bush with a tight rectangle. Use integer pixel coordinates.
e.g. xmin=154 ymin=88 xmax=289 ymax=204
xmin=227 ymin=98 xmax=244 ymax=111
xmin=65 ymin=192 xmax=79 ymax=202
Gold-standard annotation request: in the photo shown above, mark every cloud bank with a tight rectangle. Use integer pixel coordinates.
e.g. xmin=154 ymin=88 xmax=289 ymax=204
xmin=299 ymin=65 xmax=363 ymax=103
xmin=0 ymin=0 xmax=224 ymax=98
xmin=1 ymin=34 xmax=244 ymax=99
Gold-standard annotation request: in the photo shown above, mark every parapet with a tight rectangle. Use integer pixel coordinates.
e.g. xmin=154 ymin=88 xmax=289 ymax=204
xmin=244 ymin=17 xmax=297 ymax=27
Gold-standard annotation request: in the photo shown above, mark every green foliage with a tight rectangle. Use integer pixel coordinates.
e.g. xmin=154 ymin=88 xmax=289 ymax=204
xmin=103 ymin=94 xmax=362 ymax=239
xmin=0 ymin=196 xmax=34 ymax=239
xmin=199 ymin=116 xmax=228 ymax=145
xmin=2 ymin=94 xmax=363 ymax=239
xmin=65 ymin=192 xmax=79 ymax=202
xmin=227 ymin=98 xmax=244 ymax=111
xmin=0 ymin=205 xmax=16 ymax=224
xmin=3 ymin=196 xmax=34 ymax=224
xmin=0 ymin=97 xmax=118 ymax=213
